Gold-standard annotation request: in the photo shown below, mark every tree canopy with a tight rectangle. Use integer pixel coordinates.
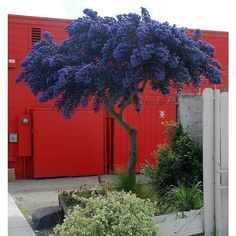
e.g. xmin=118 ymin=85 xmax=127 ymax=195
xmin=17 ymin=8 xmax=221 ymax=119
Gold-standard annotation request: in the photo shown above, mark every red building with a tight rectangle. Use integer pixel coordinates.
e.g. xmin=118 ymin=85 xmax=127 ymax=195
xmin=8 ymin=14 xmax=228 ymax=179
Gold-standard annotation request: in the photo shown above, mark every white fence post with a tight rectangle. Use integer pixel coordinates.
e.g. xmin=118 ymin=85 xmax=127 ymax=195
xmin=214 ymin=89 xmax=221 ymax=235
xmin=203 ymin=88 xmax=215 ymax=236
xmin=203 ymin=89 xmax=228 ymax=236
xmin=220 ymin=92 xmax=228 ymax=236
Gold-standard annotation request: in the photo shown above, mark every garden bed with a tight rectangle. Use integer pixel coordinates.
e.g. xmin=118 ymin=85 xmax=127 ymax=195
xmin=56 ymin=186 xmax=204 ymax=236
xmin=50 ymin=122 xmax=204 ymax=235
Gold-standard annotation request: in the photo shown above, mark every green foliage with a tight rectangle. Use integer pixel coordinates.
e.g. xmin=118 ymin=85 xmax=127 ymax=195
xmin=115 ymin=171 xmax=136 ymax=192
xmin=115 ymin=171 xmax=160 ymax=204
xmin=144 ymin=122 xmax=202 ymax=194
xmin=53 ymin=191 xmax=158 ymax=236
xmin=60 ymin=193 xmax=81 ymax=209
xmin=170 ymin=123 xmax=203 ymax=184
xmin=96 ymin=181 xmax=115 ymax=195
xmin=146 ymin=144 xmax=176 ymax=193
xmin=134 ymin=183 xmax=160 ymax=203
xmin=157 ymin=182 xmax=203 ymax=214
xmin=60 ymin=182 xmax=117 ymax=209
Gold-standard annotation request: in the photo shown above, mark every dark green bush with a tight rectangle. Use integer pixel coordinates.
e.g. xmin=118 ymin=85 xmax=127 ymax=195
xmin=144 ymin=122 xmax=202 ymax=194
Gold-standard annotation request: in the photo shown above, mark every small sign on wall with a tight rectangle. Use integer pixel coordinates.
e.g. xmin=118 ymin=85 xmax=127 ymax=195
xmin=9 ymin=133 xmax=18 ymax=143
xmin=8 ymin=58 xmax=16 ymax=68
xmin=8 ymin=59 xmax=16 ymax=64
xmin=159 ymin=111 xmax=166 ymax=118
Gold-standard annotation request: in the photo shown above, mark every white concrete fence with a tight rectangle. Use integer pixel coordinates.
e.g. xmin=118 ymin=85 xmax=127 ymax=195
xmin=154 ymin=209 xmax=204 ymax=236
xmin=154 ymin=88 xmax=228 ymax=236
xmin=203 ymin=88 xmax=228 ymax=236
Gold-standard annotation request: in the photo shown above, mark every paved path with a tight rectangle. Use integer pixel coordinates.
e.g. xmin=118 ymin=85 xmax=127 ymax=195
xmin=8 ymin=194 xmax=36 ymax=236
xmin=8 ymin=175 xmax=118 ymax=215
xmin=8 ymin=175 xmax=146 ymax=214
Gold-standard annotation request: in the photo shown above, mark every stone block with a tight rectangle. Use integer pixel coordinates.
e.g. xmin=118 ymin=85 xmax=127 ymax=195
xmin=32 ymin=206 xmax=64 ymax=230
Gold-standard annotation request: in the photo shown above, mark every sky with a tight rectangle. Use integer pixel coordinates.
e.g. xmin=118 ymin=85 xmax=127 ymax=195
xmin=7 ymin=0 xmax=232 ymax=31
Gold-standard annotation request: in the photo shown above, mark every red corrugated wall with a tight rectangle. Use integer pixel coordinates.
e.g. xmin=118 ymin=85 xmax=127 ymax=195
xmin=32 ymin=109 xmax=105 ymax=178
xmin=8 ymin=15 xmax=228 ymax=179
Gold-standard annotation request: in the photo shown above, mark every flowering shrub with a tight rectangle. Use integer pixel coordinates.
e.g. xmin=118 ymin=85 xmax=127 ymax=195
xmin=17 ymin=8 xmax=221 ymax=181
xmin=53 ymin=191 xmax=158 ymax=236
xmin=17 ymin=8 xmax=221 ymax=119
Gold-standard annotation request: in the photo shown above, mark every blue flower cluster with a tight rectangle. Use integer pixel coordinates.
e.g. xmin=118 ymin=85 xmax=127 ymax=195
xmin=206 ymin=66 xmax=222 ymax=84
xmin=193 ymin=29 xmax=201 ymax=41
xmin=17 ymin=8 xmax=222 ymax=119
xmin=43 ymin=31 xmax=54 ymax=42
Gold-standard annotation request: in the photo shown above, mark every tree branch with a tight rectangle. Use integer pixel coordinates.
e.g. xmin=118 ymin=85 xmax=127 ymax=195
xmin=118 ymin=91 xmax=137 ymax=117
xmin=106 ymin=104 xmax=133 ymax=132
xmin=139 ymin=80 xmax=148 ymax=93
xmin=118 ymin=80 xmax=147 ymax=117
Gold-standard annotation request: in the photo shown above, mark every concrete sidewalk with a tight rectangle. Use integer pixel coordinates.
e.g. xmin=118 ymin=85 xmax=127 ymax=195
xmin=8 ymin=194 xmax=36 ymax=236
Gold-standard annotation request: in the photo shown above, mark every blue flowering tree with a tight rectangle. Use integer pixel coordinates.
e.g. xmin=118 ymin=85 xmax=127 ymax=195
xmin=17 ymin=8 xmax=221 ymax=182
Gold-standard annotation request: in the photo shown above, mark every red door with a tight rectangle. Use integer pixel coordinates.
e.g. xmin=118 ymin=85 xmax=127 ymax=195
xmin=33 ymin=109 xmax=105 ymax=178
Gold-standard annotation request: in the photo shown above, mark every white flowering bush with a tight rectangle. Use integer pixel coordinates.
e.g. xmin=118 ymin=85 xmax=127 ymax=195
xmin=53 ymin=191 xmax=158 ymax=236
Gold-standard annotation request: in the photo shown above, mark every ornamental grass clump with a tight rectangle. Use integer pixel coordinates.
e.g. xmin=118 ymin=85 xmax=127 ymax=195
xmin=157 ymin=182 xmax=203 ymax=214
xmin=53 ymin=191 xmax=158 ymax=236
xmin=115 ymin=170 xmax=136 ymax=192
xmin=115 ymin=171 xmax=160 ymax=203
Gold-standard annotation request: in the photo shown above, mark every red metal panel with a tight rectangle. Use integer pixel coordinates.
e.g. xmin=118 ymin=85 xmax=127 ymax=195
xmin=8 ymin=14 xmax=228 ymax=179
xmin=105 ymin=113 xmax=114 ymax=173
xmin=33 ymin=109 xmax=105 ymax=178
xmin=114 ymin=93 xmax=176 ymax=172
xmin=8 ymin=15 xmax=71 ymax=179
xmin=18 ymin=114 xmax=32 ymax=156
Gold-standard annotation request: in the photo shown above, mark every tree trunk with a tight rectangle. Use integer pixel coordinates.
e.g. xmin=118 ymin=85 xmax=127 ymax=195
xmin=106 ymin=107 xmax=138 ymax=182
xmin=127 ymin=128 xmax=137 ymax=179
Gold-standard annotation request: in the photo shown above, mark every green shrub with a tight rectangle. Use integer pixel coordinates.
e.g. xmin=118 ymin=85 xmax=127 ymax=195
xmin=170 ymin=123 xmax=203 ymax=185
xmin=96 ymin=181 xmax=116 ymax=195
xmin=53 ymin=191 xmax=158 ymax=236
xmin=114 ymin=171 xmax=160 ymax=206
xmin=157 ymin=182 xmax=203 ymax=214
xmin=59 ymin=183 xmax=116 ymax=210
xmin=134 ymin=183 xmax=160 ymax=203
xmin=145 ymin=144 xmax=176 ymax=194
xmin=144 ymin=122 xmax=202 ymax=194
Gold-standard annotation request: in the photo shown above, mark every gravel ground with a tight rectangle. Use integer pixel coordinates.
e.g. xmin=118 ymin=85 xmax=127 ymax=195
xmin=8 ymin=175 xmax=118 ymax=215
xmin=8 ymin=174 xmax=147 ymax=235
